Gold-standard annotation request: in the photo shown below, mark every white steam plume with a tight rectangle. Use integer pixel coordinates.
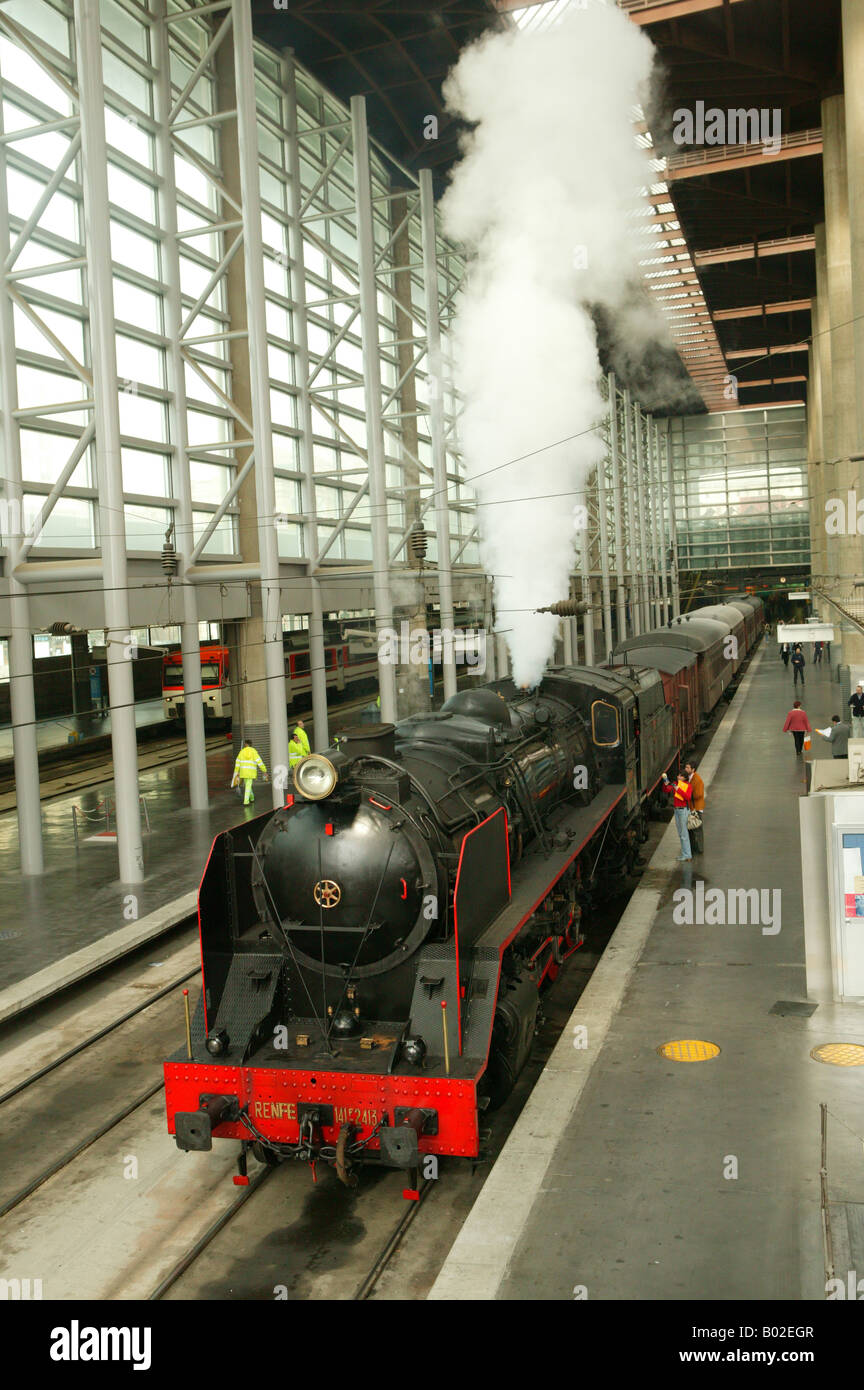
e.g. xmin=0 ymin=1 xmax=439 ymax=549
xmin=441 ymin=2 xmax=659 ymax=688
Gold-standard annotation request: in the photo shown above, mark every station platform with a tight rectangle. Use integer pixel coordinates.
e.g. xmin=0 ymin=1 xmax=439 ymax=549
xmin=430 ymin=645 xmax=864 ymax=1301
xmin=0 ymin=739 xmax=267 ymax=993
xmin=0 ymin=698 xmax=169 ymax=776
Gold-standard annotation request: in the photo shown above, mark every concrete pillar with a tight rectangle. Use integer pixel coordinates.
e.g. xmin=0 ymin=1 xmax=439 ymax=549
xmin=822 ymin=96 xmax=860 ymax=619
xmin=842 ymin=0 xmax=864 ymax=465
xmin=814 ymin=232 xmax=836 ymax=620
xmin=807 ymin=294 xmax=826 ymax=608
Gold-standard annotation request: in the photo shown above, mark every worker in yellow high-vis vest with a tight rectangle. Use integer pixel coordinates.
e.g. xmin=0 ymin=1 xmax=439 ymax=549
xmin=292 ymin=718 xmax=311 ymax=757
xmin=289 ymin=733 xmax=306 ymax=769
xmin=231 ymin=738 xmax=268 ymax=805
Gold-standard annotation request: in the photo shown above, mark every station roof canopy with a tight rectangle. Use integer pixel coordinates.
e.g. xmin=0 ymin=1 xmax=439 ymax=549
xmin=497 ymin=0 xmax=843 ymax=412
xmin=254 ymin=0 xmax=842 ymax=414
xmin=251 ymin=1 xmax=499 ymax=182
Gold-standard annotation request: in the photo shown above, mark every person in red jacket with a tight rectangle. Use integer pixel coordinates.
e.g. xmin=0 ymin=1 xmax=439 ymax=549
xmin=782 ymin=700 xmax=811 ymax=756
xmin=662 ymin=769 xmax=693 ymax=861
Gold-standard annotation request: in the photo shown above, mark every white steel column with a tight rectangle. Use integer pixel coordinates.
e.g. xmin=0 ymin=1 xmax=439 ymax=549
xmin=650 ymin=417 xmax=663 ymax=625
xmin=562 ymin=619 xmax=573 ymax=666
xmin=154 ymin=0 xmax=207 ymax=809
xmin=621 ymin=388 xmax=640 ymax=636
xmin=608 ymin=373 xmax=627 ymax=644
xmin=0 ymin=100 xmax=42 ymax=872
xmin=74 ymin=0 xmax=143 ymax=881
xmin=284 ymin=53 xmax=328 ymax=748
xmin=351 ymin=95 xmax=396 ymax=722
xmin=633 ymin=404 xmax=652 ymax=633
xmin=233 ymin=0 xmax=290 ymax=802
xmin=654 ymin=420 xmax=670 ymax=624
xmin=579 ymin=501 xmax=594 ymax=666
xmin=496 ymin=633 xmax=509 ymax=679
xmin=420 ymin=169 xmax=457 ymax=701
xmin=485 ymin=582 xmax=497 ymax=679
xmin=596 ymin=458 xmax=613 ymax=661
xmin=664 ymin=427 xmax=681 ymax=617
xmin=646 ymin=413 xmax=662 ymax=628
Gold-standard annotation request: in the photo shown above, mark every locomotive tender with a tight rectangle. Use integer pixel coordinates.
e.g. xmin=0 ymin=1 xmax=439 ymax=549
xmin=165 ymin=598 xmax=761 ymax=1190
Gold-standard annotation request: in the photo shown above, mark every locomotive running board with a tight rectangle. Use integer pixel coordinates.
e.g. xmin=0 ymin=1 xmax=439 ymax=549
xmin=477 ymin=783 xmax=625 ymax=958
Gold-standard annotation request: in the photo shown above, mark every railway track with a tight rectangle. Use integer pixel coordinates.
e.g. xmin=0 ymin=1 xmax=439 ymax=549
xmin=0 ymin=960 xmax=200 ymax=1220
xmin=0 ymin=662 xmax=755 ymax=1300
xmin=0 ymin=732 xmax=229 ymax=811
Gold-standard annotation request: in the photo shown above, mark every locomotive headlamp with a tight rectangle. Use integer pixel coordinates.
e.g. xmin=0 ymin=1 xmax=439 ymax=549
xmin=293 ymin=754 xmax=339 ymax=801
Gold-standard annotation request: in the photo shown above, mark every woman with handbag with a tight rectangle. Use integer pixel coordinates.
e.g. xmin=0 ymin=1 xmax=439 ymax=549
xmin=684 ymin=762 xmax=704 ymax=854
xmin=662 ymin=769 xmax=693 ymax=862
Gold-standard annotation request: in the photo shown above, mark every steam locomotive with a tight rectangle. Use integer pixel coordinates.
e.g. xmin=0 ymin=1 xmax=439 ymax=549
xmin=164 ymin=597 xmax=762 ymax=1190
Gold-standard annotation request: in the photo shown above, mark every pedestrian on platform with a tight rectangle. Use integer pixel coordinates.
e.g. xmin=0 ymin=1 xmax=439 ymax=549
xmin=88 ymin=664 xmax=107 ymax=713
xmin=814 ymin=641 xmax=823 ymax=665
xmin=292 ymin=717 xmax=311 ymax=757
xmin=782 ymin=700 xmax=811 ymax=757
xmin=791 ymin=645 xmax=806 ymax=688
xmin=848 ymin=684 xmax=864 ymax=738
xmin=780 ymin=643 xmax=791 ymax=668
xmin=661 ymin=769 xmax=693 ymax=861
xmin=684 ymin=761 xmax=705 ymax=854
xmin=289 ymin=732 xmax=306 ymax=769
xmin=231 ymin=738 xmax=268 ymax=805
xmin=817 ymin=715 xmax=850 ymax=759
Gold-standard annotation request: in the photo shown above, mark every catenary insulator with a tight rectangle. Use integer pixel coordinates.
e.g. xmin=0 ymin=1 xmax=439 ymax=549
xmin=409 ymin=523 xmax=428 ymax=562
xmin=162 ymin=539 xmax=178 ymax=577
xmin=534 ymin=599 xmax=587 ymax=617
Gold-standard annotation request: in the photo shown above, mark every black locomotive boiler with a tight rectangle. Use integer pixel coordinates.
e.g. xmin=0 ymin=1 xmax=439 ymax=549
xmin=164 ymin=664 xmax=695 ymax=1188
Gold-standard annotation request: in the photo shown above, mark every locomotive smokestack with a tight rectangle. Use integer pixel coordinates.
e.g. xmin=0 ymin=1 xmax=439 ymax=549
xmin=534 ymin=599 xmax=588 ymax=617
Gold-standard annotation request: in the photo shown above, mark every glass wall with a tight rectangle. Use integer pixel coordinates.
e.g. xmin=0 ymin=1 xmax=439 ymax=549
xmin=666 ymin=406 xmax=810 ymax=571
xmin=0 ymin=0 xmax=474 ymax=575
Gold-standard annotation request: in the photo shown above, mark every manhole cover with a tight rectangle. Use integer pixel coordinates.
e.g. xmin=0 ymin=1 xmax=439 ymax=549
xmin=657 ymin=1039 xmax=721 ymax=1063
xmin=809 ymin=1043 xmax=864 ymax=1067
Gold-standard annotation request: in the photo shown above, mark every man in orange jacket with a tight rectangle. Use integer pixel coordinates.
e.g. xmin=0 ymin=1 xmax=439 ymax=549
xmin=782 ymin=700 xmax=811 ymax=756
xmin=662 ymin=769 xmax=693 ymax=861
